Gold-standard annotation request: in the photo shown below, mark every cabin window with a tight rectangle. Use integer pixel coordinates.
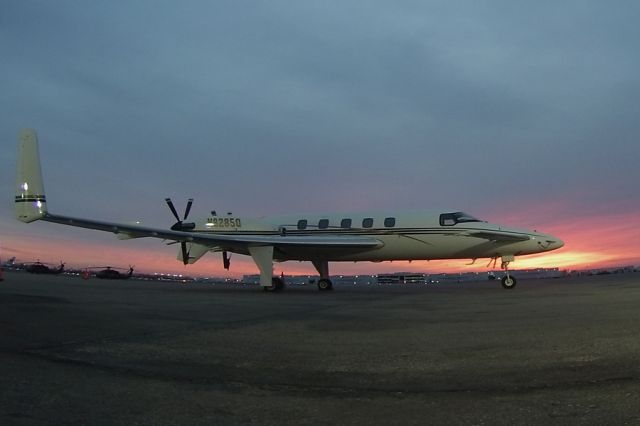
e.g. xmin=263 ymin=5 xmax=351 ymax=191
xmin=340 ymin=218 xmax=352 ymax=228
xmin=362 ymin=218 xmax=374 ymax=228
xmin=297 ymin=219 xmax=307 ymax=230
xmin=318 ymin=219 xmax=329 ymax=229
xmin=384 ymin=217 xmax=396 ymax=227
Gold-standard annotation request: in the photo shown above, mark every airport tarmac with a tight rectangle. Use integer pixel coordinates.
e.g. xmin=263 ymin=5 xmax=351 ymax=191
xmin=1 ymin=271 xmax=640 ymax=425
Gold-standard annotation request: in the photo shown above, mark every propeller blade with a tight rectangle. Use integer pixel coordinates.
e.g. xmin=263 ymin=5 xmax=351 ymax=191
xmin=165 ymin=198 xmax=181 ymax=222
xmin=181 ymin=242 xmax=189 ymax=265
xmin=183 ymin=198 xmax=194 ymax=220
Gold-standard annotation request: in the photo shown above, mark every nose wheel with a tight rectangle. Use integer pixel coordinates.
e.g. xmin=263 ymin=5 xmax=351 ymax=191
xmin=501 ymin=274 xmax=516 ymax=289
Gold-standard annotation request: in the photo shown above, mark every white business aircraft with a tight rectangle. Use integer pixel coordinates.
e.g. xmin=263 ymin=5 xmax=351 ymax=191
xmin=15 ymin=129 xmax=563 ymax=291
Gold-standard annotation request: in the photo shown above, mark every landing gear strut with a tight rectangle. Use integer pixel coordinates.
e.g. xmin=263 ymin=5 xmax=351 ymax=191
xmin=500 ymin=255 xmax=516 ymax=289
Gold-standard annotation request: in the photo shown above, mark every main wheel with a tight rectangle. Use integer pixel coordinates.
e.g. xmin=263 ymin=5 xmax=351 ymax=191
xmin=317 ymin=278 xmax=333 ymax=291
xmin=501 ymin=275 xmax=517 ymax=289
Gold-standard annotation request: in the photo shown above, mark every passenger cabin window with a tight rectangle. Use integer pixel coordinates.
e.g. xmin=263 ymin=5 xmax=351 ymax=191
xmin=439 ymin=212 xmax=482 ymax=226
xmin=341 ymin=218 xmax=352 ymax=228
xmin=318 ymin=219 xmax=329 ymax=229
xmin=297 ymin=219 xmax=307 ymax=230
xmin=362 ymin=218 xmax=374 ymax=228
xmin=384 ymin=217 xmax=396 ymax=227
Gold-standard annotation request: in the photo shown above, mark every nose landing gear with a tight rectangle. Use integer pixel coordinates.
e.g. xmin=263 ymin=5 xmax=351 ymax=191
xmin=500 ymin=255 xmax=516 ymax=289
xmin=489 ymin=255 xmax=517 ymax=289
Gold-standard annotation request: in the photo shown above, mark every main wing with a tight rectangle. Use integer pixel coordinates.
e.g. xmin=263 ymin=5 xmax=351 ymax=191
xmin=41 ymin=213 xmax=383 ymax=253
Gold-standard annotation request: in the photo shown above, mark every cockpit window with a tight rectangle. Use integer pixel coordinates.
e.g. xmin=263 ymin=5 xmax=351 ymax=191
xmin=439 ymin=212 xmax=482 ymax=226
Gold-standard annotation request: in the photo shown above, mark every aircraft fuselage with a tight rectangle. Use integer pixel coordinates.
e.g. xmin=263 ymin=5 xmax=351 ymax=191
xmin=191 ymin=211 xmax=562 ymax=262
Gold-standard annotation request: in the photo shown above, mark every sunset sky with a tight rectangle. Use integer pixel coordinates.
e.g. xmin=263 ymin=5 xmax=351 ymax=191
xmin=1 ymin=2 xmax=639 ymax=278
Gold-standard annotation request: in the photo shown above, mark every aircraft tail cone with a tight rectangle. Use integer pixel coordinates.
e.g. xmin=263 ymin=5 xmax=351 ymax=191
xmin=15 ymin=129 xmax=47 ymax=223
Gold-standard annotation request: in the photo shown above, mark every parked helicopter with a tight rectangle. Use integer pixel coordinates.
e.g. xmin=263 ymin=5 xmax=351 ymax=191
xmin=2 ymin=257 xmax=17 ymax=268
xmin=25 ymin=261 xmax=65 ymax=274
xmin=89 ymin=266 xmax=135 ymax=280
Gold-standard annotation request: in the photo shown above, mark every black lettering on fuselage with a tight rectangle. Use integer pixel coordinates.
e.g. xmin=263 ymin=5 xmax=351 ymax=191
xmin=207 ymin=217 xmax=241 ymax=228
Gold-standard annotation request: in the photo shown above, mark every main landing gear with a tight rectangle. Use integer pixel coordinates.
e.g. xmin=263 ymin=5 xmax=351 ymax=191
xmin=312 ymin=260 xmax=333 ymax=291
xmin=249 ymin=246 xmax=333 ymax=293
xmin=317 ymin=278 xmax=333 ymax=291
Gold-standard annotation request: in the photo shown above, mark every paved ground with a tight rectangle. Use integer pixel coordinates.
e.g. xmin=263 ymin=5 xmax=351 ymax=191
xmin=1 ymin=271 xmax=640 ymax=425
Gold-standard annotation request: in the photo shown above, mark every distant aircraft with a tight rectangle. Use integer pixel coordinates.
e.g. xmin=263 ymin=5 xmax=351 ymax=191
xmin=92 ymin=266 xmax=134 ymax=280
xmin=2 ymin=257 xmax=17 ymax=267
xmin=25 ymin=261 xmax=65 ymax=275
xmin=15 ymin=129 xmax=563 ymax=291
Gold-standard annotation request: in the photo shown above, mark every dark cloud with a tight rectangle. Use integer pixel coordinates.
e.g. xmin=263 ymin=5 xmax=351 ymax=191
xmin=1 ymin=0 xmax=639 ymax=244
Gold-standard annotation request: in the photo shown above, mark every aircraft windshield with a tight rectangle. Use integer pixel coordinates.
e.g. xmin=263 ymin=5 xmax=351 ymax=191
xmin=439 ymin=212 xmax=482 ymax=226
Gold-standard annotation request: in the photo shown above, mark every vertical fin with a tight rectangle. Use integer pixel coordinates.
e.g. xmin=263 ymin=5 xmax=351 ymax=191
xmin=15 ymin=129 xmax=47 ymax=223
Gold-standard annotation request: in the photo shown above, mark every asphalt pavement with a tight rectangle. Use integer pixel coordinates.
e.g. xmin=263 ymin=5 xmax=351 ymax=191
xmin=1 ymin=271 xmax=640 ymax=425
